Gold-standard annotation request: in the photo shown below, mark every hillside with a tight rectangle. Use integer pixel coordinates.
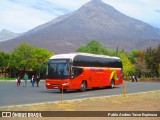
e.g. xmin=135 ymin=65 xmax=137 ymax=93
xmin=0 ymin=0 xmax=160 ymax=53
xmin=0 ymin=29 xmax=22 ymax=42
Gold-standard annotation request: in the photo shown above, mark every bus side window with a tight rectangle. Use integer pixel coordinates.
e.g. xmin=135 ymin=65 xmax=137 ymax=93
xmin=77 ymin=68 xmax=84 ymax=76
xmin=72 ymin=67 xmax=83 ymax=79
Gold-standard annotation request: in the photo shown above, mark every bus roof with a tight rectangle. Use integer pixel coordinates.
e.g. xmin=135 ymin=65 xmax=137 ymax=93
xmin=50 ymin=53 xmax=120 ymax=60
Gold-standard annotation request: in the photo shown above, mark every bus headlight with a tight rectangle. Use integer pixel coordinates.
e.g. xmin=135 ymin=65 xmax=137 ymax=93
xmin=62 ymin=82 xmax=70 ymax=86
xmin=46 ymin=83 xmax=50 ymax=86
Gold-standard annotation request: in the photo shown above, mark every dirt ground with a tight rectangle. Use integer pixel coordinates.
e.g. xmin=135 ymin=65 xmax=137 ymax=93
xmin=0 ymin=90 xmax=160 ymax=120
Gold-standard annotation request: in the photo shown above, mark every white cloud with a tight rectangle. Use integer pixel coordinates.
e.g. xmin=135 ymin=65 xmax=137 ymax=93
xmin=3 ymin=7 xmax=53 ymax=26
xmin=0 ymin=0 xmax=57 ymax=32
xmin=0 ymin=0 xmax=160 ymax=33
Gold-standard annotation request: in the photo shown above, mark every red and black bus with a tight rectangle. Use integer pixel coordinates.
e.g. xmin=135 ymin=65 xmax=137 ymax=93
xmin=46 ymin=53 xmax=123 ymax=92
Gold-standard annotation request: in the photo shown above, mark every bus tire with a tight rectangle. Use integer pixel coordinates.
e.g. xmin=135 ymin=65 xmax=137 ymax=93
xmin=110 ymin=80 xmax=115 ymax=89
xmin=80 ymin=81 xmax=87 ymax=92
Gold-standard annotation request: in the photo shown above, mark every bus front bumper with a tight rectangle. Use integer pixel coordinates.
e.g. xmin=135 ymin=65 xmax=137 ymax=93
xmin=46 ymin=82 xmax=71 ymax=89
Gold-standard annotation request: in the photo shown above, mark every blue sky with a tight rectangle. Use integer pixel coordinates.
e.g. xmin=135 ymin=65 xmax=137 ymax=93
xmin=0 ymin=0 xmax=160 ymax=33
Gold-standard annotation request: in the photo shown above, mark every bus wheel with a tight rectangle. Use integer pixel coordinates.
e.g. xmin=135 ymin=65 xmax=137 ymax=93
xmin=80 ymin=81 xmax=87 ymax=92
xmin=60 ymin=89 xmax=67 ymax=93
xmin=110 ymin=80 xmax=115 ymax=88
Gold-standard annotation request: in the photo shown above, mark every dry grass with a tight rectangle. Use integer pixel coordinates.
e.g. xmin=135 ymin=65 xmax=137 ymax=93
xmin=0 ymin=91 xmax=160 ymax=120
xmin=0 ymin=90 xmax=159 ymax=111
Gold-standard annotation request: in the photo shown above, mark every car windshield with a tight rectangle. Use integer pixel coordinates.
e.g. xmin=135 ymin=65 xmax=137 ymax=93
xmin=46 ymin=59 xmax=71 ymax=79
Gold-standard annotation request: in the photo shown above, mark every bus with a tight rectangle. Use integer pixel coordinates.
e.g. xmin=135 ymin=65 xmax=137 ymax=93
xmin=45 ymin=53 xmax=123 ymax=92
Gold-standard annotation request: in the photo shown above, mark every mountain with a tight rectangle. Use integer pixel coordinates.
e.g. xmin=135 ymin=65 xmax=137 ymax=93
xmin=0 ymin=0 xmax=160 ymax=53
xmin=0 ymin=29 xmax=22 ymax=42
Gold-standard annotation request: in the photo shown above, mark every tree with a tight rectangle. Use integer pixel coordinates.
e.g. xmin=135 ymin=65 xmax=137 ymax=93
xmin=0 ymin=52 xmax=10 ymax=77
xmin=159 ymin=64 xmax=160 ymax=76
xmin=130 ymin=50 xmax=148 ymax=78
xmin=118 ymin=52 xmax=136 ymax=77
xmin=154 ymin=44 xmax=160 ymax=77
xmin=76 ymin=40 xmax=107 ymax=54
xmin=135 ymin=57 xmax=148 ymax=78
xmin=12 ymin=42 xmax=54 ymax=75
xmin=32 ymin=47 xmax=53 ymax=74
xmin=129 ymin=49 xmax=141 ymax=63
xmin=145 ymin=46 xmax=158 ymax=77
xmin=76 ymin=40 xmax=116 ymax=56
xmin=12 ymin=43 xmax=35 ymax=72
xmin=7 ymin=54 xmax=17 ymax=77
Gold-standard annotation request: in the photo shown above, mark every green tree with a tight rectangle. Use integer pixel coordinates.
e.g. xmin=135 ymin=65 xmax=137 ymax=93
xmin=145 ymin=46 xmax=157 ymax=77
xmin=7 ymin=54 xmax=17 ymax=77
xmin=76 ymin=40 xmax=117 ymax=56
xmin=76 ymin=40 xmax=107 ymax=54
xmin=0 ymin=52 xmax=10 ymax=77
xmin=12 ymin=42 xmax=54 ymax=74
xmin=12 ymin=43 xmax=35 ymax=72
xmin=118 ymin=52 xmax=136 ymax=77
xmin=32 ymin=47 xmax=54 ymax=73
xmin=154 ymin=44 xmax=160 ymax=77
xmin=129 ymin=49 xmax=141 ymax=63
xmin=159 ymin=64 xmax=160 ymax=76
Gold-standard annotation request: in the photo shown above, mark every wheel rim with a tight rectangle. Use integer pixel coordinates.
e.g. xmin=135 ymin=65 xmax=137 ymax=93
xmin=111 ymin=80 xmax=114 ymax=88
xmin=81 ymin=82 xmax=86 ymax=91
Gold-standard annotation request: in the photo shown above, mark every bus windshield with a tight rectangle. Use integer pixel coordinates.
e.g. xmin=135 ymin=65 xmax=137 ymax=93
xmin=46 ymin=59 xmax=71 ymax=79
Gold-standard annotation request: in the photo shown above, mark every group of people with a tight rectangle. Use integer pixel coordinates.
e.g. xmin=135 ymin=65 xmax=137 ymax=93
xmin=30 ymin=75 xmax=41 ymax=87
xmin=16 ymin=73 xmax=41 ymax=87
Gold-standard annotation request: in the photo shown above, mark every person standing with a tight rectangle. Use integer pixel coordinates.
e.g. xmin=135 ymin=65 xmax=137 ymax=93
xmin=31 ymin=75 xmax=35 ymax=87
xmin=131 ymin=76 xmax=135 ymax=82
xmin=23 ymin=73 xmax=28 ymax=87
xmin=16 ymin=75 xmax=21 ymax=87
xmin=135 ymin=76 xmax=138 ymax=82
xmin=36 ymin=75 xmax=41 ymax=87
